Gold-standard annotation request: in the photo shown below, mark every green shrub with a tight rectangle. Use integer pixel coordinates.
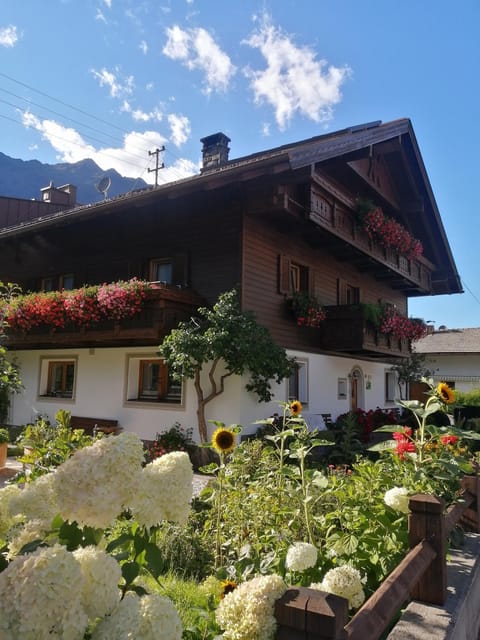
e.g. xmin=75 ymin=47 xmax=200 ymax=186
xmin=145 ymin=422 xmax=195 ymax=463
xmin=0 ymin=428 xmax=9 ymax=444
xmin=15 ymin=410 xmax=95 ymax=481
xmin=455 ymin=388 xmax=480 ymax=406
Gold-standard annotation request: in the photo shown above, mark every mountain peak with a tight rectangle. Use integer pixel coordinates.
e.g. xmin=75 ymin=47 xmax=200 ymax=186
xmin=0 ymin=153 xmax=148 ymax=204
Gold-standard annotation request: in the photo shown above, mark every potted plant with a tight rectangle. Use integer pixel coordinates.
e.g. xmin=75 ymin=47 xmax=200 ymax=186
xmin=0 ymin=427 xmax=10 ymax=468
xmin=287 ymin=291 xmax=326 ymax=328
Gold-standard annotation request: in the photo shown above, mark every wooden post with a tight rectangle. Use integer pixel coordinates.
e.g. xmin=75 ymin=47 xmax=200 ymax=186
xmin=408 ymin=493 xmax=446 ymax=605
xmin=460 ymin=475 xmax=480 ymax=532
xmin=275 ymin=587 xmax=348 ymax=640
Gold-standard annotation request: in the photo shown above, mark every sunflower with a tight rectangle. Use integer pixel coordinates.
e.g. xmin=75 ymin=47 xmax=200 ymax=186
xmin=290 ymin=400 xmax=303 ymax=416
xmin=211 ymin=427 xmax=236 ymax=455
xmin=436 ymin=382 xmax=455 ymax=404
xmin=220 ymin=579 xmax=238 ymax=599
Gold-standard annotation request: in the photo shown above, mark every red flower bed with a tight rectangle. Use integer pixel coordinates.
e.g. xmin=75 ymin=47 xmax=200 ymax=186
xmin=379 ymin=307 xmax=428 ymax=341
xmin=5 ymin=279 xmax=151 ymax=332
xmin=362 ymin=206 xmax=423 ymax=260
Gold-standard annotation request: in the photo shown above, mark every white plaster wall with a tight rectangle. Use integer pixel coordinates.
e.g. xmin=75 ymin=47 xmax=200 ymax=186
xmin=424 ymin=354 xmax=480 ymax=392
xmin=9 ymin=347 xmax=398 ymax=442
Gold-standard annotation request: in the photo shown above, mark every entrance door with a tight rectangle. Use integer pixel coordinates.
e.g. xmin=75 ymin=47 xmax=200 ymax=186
xmin=350 ymin=368 xmax=364 ymax=411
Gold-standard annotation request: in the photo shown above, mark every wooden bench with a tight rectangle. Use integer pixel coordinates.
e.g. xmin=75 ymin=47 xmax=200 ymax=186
xmin=70 ymin=416 xmax=121 ymax=437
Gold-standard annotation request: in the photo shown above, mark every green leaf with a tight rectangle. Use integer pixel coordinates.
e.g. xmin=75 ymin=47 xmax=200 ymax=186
xmin=145 ymin=543 xmax=165 ymax=578
xmin=122 ymin=561 xmax=140 ymax=585
xmin=368 ymin=440 xmax=397 ymax=452
xmin=106 ymin=533 xmax=132 ymax=553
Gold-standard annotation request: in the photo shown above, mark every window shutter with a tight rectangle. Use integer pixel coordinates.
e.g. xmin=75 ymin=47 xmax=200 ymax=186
xmin=278 ymin=254 xmax=291 ymax=294
xmin=158 ymin=361 xmax=169 ymax=399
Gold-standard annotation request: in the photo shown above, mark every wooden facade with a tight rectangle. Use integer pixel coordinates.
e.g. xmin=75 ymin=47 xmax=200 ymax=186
xmin=0 ymin=119 xmax=462 ymax=363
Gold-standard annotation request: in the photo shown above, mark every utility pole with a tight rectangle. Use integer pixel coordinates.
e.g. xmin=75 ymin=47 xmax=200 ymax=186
xmin=148 ymin=146 xmax=165 ymax=187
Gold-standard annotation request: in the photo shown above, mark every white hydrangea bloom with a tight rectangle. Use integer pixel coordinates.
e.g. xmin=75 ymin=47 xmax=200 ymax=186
xmin=73 ymin=546 xmax=122 ymax=620
xmin=129 ymin=451 xmax=193 ymax=528
xmin=91 ymin=591 xmax=182 ymax=640
xmin=384 ymin=487 xmax=410 ymax=514
xmin=6 ymin=519 xmax=49 ymax=559
xmin=0 ymin=544 xmax=88 ymax=639
xmin=9 ymin=472 xmax=59 ymax=526
xmin=215 ymin=574 xmax=287 ymax=640
xmin=0 ymin=484 xmax=22 ymax=538
xmin=53 ymin=432 xmax=144 ymax=528
xmin=311 ymin=564 xmax=365 ymax=610
xmin=285 ymin=542 xmax=318 ymax=571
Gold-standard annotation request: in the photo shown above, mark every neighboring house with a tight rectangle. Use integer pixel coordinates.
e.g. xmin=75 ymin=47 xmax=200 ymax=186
xmin=414 ymin=328 xmax=480 ymax=393
xmin=0 ymin=119 xmax=462 ymax=442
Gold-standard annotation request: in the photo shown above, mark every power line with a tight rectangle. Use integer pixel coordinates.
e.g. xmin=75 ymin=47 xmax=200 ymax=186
xmin=0 ymin=111 xmax=149 ymax=174
xmin=460 ymin=278 xmax=480 ymax=307
xmin=0 ymin=72 xmax=197 ymax=184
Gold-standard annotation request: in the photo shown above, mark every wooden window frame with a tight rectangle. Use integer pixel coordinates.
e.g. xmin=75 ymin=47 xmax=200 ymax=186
xmin=337 ymin=278 xmax=361 ymax=305
xmin=149 ymin=258 xmax=173 ymax=285
xmin=279 ymin=255 xmax=312 ymax=295
xmin=47 ymin=360 xmax=76 ymax=398
xmin=130 ymin=357 xmax=182 ymax=404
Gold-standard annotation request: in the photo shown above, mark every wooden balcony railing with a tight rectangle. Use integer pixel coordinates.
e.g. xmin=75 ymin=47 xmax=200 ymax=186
xmin=308 ymin=191 xmax=433 ymax=293
xmin=5 ymin=285 xmax=205 ymax=350
xmin=318 ymin=306 xmax=410 ymax=359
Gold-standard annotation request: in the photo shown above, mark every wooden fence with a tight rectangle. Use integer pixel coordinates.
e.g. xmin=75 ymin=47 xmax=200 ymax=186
xmin=274 ymin=475 xmax=480 ymax=640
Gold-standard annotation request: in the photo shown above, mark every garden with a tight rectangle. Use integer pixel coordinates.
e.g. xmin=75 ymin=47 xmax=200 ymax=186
xmin=1 ymin=378 xmax=480 ymax=639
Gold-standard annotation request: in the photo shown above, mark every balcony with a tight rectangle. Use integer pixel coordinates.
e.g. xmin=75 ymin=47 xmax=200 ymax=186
xmin=6 ymin=285 xmax=205 ymax=350
xmin=318 ymin=305 xmax=410 ymax=359
xmin=308 ymin=187 xmax=433 ymax=295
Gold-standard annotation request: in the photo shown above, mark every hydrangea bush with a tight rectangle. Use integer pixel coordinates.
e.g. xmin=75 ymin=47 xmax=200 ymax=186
xmin=0 ymin=432 xmax=193 ymax=638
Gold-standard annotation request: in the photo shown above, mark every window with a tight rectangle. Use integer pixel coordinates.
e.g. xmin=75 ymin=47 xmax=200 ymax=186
xmin=337 ymin=279 xmax=360 ymax=305
xmin=40 ymin=274 xmax=75 ymax=291
xmin=126 ymin=355 xmax=182 ymax=404
xmin=385 ymin=370 xmax=397 ymax=402
xmin=41 ymin=277 xmax=55 ymax=292
xmin=60 ymin=273 xmax=75 ymax=290
xmin=150 ymin=259 xmax=173 ymax=284
xmin=38 ymin=357 xmax=77 ymax=400
xmin=279 ymin=255 xmax=311 ymax=295
xmin=288 ymin=360 xmax=308 ymax=405
xmin=290 ymin=262 xmax=309 ymax=293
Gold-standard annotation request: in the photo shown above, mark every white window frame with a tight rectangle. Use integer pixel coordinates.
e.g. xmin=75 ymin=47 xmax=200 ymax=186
xmin=385 ymin=370 xmax=397 ymax=403
xmin=287 ymin=359 xmax=309 ymax=406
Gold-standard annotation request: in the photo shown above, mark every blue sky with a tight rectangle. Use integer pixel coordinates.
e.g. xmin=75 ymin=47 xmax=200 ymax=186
xmin=0 ymin=0 xmax=479 ymax=330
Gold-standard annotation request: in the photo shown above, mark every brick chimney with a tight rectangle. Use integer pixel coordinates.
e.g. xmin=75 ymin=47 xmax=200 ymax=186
xmin=200 ymin=133 xmax=231 ymax=171
xmin=40 ymin=181 xmax=77 ymax=207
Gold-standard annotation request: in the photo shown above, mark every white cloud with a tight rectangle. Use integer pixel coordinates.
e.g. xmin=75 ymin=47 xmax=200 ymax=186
xmin=121 ymin=100 xmax=163 ymax=123
xmin=95 ymin=9 xmax=107 ymax=23
xmin=91 ymin=67 xmax=135 ymax=98
xmin=167 ymin=113 xmax=191 ymax=147
xmin=21 ymin=111 xmax=196 ymax=185
xmin=0 ymin=25 xmax=19 ymax=47
xmin=22 ymin=112 xmax=96 ymax=162
xmin=163 ymin=25 xmax=236 ymax=94
xmin=243 ymin=16 xmax=351 ymax=130
xmin=139 ymin=40 xmax=148 ymax=54
xmin=103 ymin=0 xmax=112 ymax=8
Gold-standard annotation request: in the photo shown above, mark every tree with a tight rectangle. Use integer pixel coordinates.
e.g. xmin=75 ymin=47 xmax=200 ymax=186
xmin=158 ymin=289 xmax=293 ymax=443
xmin=392 ymin=351 xmax=431 ymax=399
